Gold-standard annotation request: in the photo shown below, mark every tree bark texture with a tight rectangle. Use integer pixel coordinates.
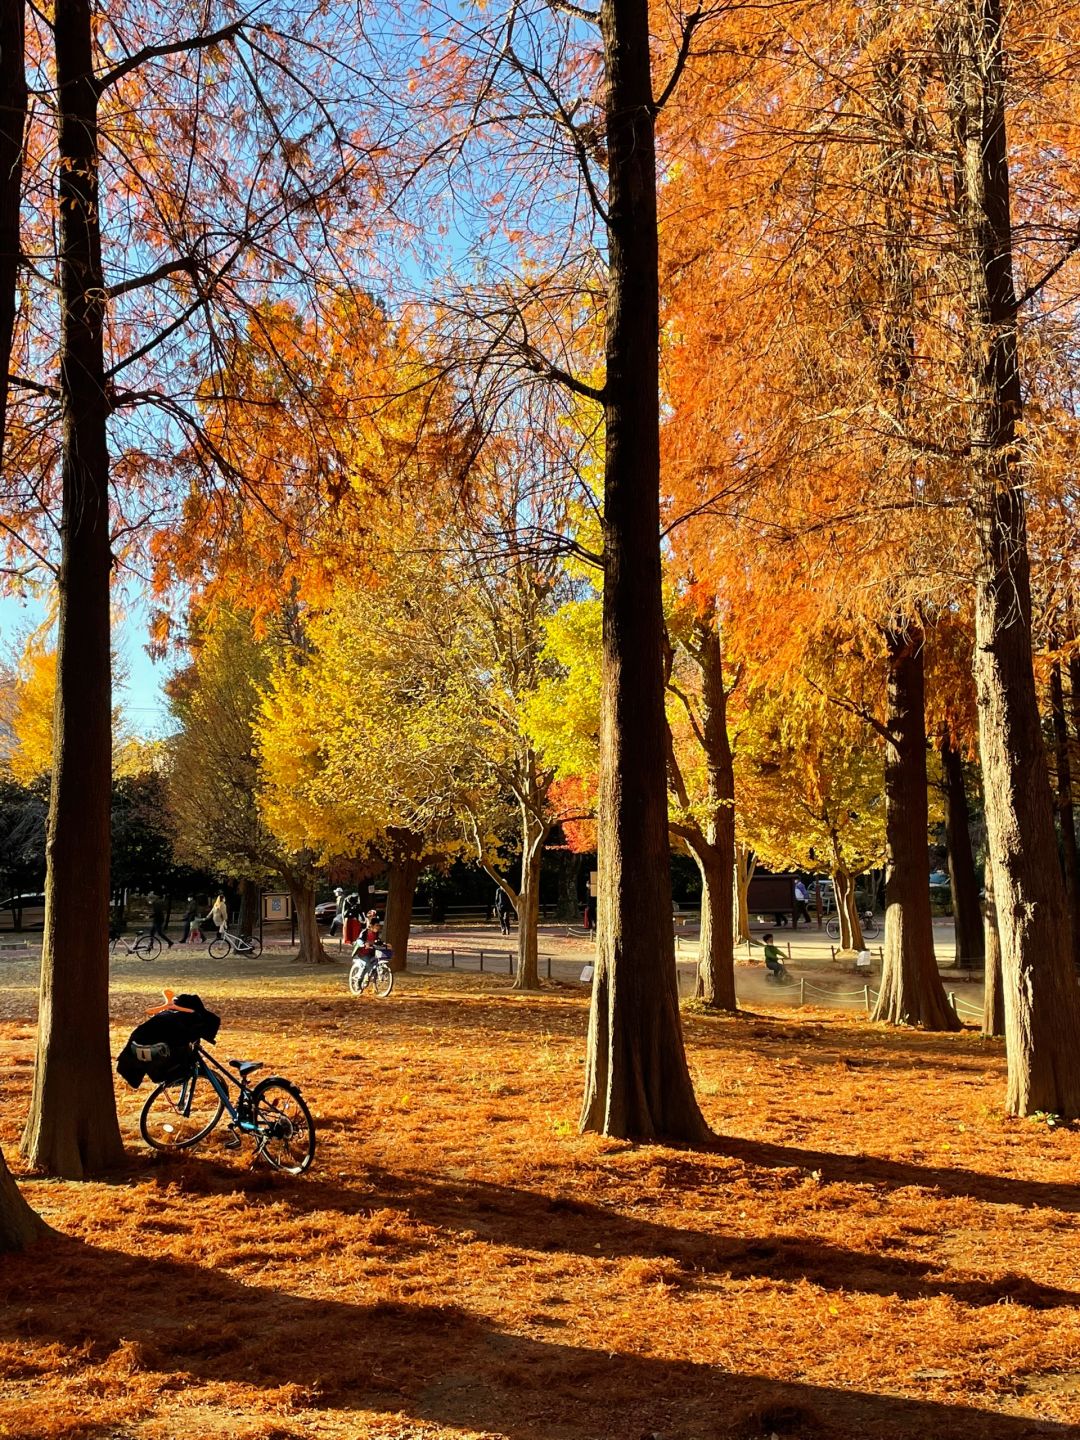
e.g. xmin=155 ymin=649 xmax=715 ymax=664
xmin=239 ymin=878 xmax=259 ymax=937
xmin=946 ymin=0 xmax=1080 ymax=1111
xmin=514 ymin=808 xmax=546 ymax=991
xmin=22 ymin=0 xmax=125 ymax=1177
xmin=940 ymin=730 xmax=985 ymax=966
xmin=734 ymin=845 xmax=754 ymax=943
xmin=693 ymin=846 xmax=736 ymax=1010
xmin=284 ymin=874 xmax=330 ymax=964
xmin=982 ymin=858 xmax=1005 ymax=1038
xmin=1049 ymin=660 xmax=1080 ymax=968
xmin=685 ymin=615 xmax=736 ymax=1011
xmin=580 ymin=0 xmax=708 ymax=1142
xmin=385 ymin=842 xmax=422 ymax=973
xmin=0 ymin=0 xmax=25 ymax=451
xmin=0 ymin=1146 xmax=44 ymax=1251
xmin=873 ymin=630 xmax=959 ymax=1031
xmin=832 ymin=868 xmax=864 ymax=952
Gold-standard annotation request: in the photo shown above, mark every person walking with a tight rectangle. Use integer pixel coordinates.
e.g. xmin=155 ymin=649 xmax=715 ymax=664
xmin=494 ymin=887 xmax=512 ymax=936
xmin=209 ymin=893 xmax=228 ymax=938
xmin=149 ymin=893 xmax=174 ymax=949
xmin=329 ymin=887 xmax=345 ymax=937
xmin=793 ymin=878 xmax=812 ymax=927
xmin=180 ymin=897 xmax=198 ymax=945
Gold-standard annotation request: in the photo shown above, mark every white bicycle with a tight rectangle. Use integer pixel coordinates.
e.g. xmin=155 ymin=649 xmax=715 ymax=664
xmin=348 ymin=941 xmax=394 ymax=997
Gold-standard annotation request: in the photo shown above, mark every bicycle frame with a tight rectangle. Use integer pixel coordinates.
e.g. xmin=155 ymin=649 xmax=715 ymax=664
xmin=173 ymin=1045 xmax=261 ymax=1136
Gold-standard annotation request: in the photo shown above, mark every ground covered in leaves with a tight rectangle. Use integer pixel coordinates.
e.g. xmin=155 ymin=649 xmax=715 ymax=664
xmin=1 ymin=954 xmax=1078 ymax=1440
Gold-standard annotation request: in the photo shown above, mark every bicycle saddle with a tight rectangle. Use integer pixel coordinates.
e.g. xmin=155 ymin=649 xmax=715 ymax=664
xmin=228 ymin=1059 xmax=263 ymax=1075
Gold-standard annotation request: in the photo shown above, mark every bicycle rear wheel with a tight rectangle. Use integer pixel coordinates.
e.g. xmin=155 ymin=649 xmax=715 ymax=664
xmin=239 ymin=934 xmax=263 ymax=958
xmin=862 ymin=914 xmax=880 ymax=939
xmin=208 ymin=936 xmax=231 ymax=959
xmin=252 ymin=1080 xmax=315 ymax=1174
xmin=140 ymin=1072 xmax=224 ymax=1150
xmin=825 ymin=917 xmax=841 ymax=941
xmin=135 ymin=933 xmax=161 ymax=960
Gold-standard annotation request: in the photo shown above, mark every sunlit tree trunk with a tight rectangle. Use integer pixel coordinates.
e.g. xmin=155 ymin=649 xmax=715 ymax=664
xmin=283 ymin=870 xmax=329 ymax=964
xmin=734 ymin=845 xmax=754 ymax=943
xmin=679 ymin=613 xmax=736 ymax=1011
xmin=939 ymin=729 xmax=984 ymax=967
xmin=22 ymin=0 xmax=124 ymax=1177
xmin=514 ymin=808 xmax=546 ymax=991
xmin=0 ymin=0 xmax=25 ymax=451
xmin=982 ymin=858 xmax=1005 ymax=1038
xmin=873 ymin=628 xmax=958 ymax=1030
xmin=0 ymin=1148 xmax=42 ymax=1252
xmin=0 ymin=0 xmax=42 ymax=1235
xmin=832 ymin=867 xmax=864 ymax=951
xmin=945 ymin=0 xmax=1080 ymax=1112
xmin=385 ymin=831 xmax=423 ymax=973
xmin=580 ymin=0 xmax=708 ymax=1141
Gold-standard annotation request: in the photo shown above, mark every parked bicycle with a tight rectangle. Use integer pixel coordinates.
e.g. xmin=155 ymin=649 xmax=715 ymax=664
xmin=208 ymin=927 xmax=263 ymax=960
xmin=348 ymin=939 xmax=394 ymax=997
xmin=128 ymin=993 xmax=314 ymax=1173
xmin=110 ymin=929 xmax=163 ymax=961
xmin=825 ymin=909 xmax=880 ymax=942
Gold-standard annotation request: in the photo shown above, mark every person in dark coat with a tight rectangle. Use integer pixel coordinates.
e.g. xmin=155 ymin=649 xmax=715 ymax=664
xmin=149 ymin=893 xmax=173 ymax=949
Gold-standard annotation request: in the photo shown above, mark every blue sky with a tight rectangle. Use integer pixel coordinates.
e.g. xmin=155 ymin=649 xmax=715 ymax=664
xmin=0 ymin=588 xmax=177 ymax=737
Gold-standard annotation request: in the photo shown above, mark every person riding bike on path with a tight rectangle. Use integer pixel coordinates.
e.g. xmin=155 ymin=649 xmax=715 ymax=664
xmin=760 ymin=932 xmax=787 ymax=980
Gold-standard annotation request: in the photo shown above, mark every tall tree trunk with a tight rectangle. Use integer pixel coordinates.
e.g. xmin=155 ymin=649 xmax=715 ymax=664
xmin=580 ymin=0 xmax=708 ymax=1142
xmin=0 ymin=1148 xmax=42 ymax=1251
xmin=0 ymin=1 xmax=44 ymax=1244
xmin=692 ymin=845 xmax=736 ymax=1010
xmin=687 ymin=612 xmax=736 ymax=1011
xmin=940 ymin=729 xmax=985 ymax=966
xmin=1049 ymin=659 xmax=1080 ymax=968
xmin=832 ymin=867 xmax=864 ymax=951
xmin=982 ymin=857 xmax=1005 ymax=1038
xmin=238 ymin=877 xmax=259 ymax=936
xmin=514 ymin=811 xmax=545 ymax=991
xmin=283 ymin=873 xmax=329 ymax=964
xmin=873 ymin=629 xmax=959 ymax=1030
xmin=946 ymin=0 xmax=1080 ymax=1112
xmin=734 ymin=844 xmax=754 ymax=943
xmin=554 ymin=850 xmax=583 ymax=921
xmin=22 ymin=0 xmax=124 ymax=1177
xmin=0 ymin=0 xmax=25 ymax=449
xmin=385 ymin=842 xmax=422 ymax=973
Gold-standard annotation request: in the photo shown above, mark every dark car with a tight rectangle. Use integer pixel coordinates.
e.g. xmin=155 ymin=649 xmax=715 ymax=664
xmin=0 ymin=893 xmax=46 ymax=930
xmin=315 ymin=897 xmax=340 ymax=926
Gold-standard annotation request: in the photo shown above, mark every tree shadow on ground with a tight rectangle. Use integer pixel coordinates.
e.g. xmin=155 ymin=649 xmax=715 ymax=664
xmin=1 ymin=1235 xmax=1072 ymax=1440
xmin=120 ymin=1158 xmax=1080 ymax=1312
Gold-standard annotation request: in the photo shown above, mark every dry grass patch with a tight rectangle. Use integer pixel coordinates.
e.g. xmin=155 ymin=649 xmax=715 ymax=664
xmin=0 ymin=956 xmax=1078 ymax=1438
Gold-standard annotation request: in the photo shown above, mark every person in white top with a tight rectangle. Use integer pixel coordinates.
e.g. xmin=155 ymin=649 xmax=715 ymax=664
xmin=209 ymin=894 xmax=228 ymax=936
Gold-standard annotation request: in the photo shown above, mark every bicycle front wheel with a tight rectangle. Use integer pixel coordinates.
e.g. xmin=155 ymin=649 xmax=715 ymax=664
xmin=252 ymin=1080 xmax=315 ymax=1174
xmin=862 ymin=915 xmax=880 ymax=939
xmin=135 ymin=933 xmax=161 ymax=960
xmin=372 ymin=962 xmax=394 ymax=998
xmin=140 ymin=1072 xmax=224 ymax=1150
xmin=825 ymin=917 xmax=841 ymax=941
xmin=208 ymin=936 xmax=231 ymax=959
